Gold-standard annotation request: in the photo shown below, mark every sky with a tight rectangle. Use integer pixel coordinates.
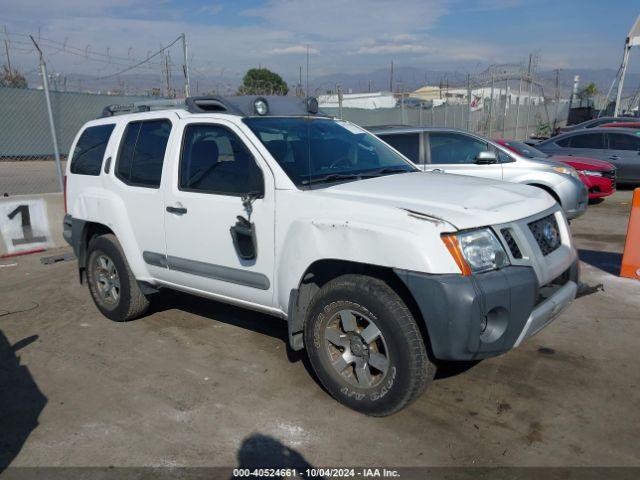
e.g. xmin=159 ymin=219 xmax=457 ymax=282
xmin=0 ymin=0 xmax=639 ymax=84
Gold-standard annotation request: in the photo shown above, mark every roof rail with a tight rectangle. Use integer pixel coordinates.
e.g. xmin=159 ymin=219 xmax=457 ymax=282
xmin=101 ymin=98 xmax=186 ymax=117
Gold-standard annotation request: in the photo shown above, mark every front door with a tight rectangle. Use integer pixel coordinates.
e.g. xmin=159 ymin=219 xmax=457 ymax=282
xmin=555 ymin=131 xmax=605 ymax=161
xmin=161 ymin=119 xmax=275 ymax=307
xmin=424 ymin=132 xmax=503 ymax=180
xmin=605 ymin=132 xmax=640 ymax=182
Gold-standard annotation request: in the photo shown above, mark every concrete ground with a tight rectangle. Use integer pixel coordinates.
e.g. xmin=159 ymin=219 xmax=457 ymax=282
xmin=0 ymin=190 xmax=639 ymax=469
xmin=0 ymin=161 xmax=66 ymax=196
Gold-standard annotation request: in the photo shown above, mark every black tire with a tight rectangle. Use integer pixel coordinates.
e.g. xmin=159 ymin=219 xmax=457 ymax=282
xmin=304 ymin=274 xmax=435 ymax=416
xmin=86 ymin=234 xmax=149 ymax=322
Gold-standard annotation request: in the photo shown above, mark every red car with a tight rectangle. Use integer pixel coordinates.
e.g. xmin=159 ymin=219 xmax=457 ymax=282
xmin=601 ymin=122 xmax=640 ymax=129
xmin=495 ymin=139 xmax=616 ymax=200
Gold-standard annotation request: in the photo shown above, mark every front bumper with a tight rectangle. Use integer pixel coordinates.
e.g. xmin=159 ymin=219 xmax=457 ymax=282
xmin=556 ymin=176 xmax=588 ymax=220
xmin=395 ymin=260 xmax=579 ymax=361
xmin=580 ymin=173 xmax=615 ymax=200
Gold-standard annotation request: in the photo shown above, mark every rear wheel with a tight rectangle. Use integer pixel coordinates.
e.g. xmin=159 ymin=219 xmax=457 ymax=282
xmin=304 ymin=274 xmax=435 ymax=416
xmin=86 ymin=234 xmax=149 ymax=322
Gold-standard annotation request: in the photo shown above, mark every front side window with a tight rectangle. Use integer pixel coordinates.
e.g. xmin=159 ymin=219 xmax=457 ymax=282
xmin=429 ymin=133 xmax=488 ymax=164
xmin=607 ymin=133 xmax=640 ymax=151
xmin=378 ymin=133 xmax=420 ymax=163
xmin=243 ymin=118 xmax=416 ymax=188
xmin=180 ymin=124 xmax=263 ymax=195
xmin=70 ymin=124 xmax=115 ymax=175
xmin=565 ymin=133 xmax=604 ymax=149
xmin=116 ymin=119 xmax=171 ymax=188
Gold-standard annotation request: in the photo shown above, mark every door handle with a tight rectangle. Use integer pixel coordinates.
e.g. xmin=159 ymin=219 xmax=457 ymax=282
xmin=429 ymin=168 xmax=445 ymax=173
xmin=608 ymin=155 xmax=619 ymax=160
xmin=166 ymin=206 xmax=187 ymax=215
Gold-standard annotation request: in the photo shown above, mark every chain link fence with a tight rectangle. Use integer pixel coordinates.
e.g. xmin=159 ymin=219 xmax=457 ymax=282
xmin=1 ymin=80 xmax=568 ymax=196
xmin=0 ymin=86 xmax=149 ymax=196
xmin=323 ymin=101 xmax=568 ymax=139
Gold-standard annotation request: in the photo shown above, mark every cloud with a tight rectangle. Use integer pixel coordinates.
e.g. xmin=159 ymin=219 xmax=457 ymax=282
xmin=356 ymin=44 xmax=433 ymax=55
xmin=199 ymin=3 xmax=224 ymax=15
xmin=245 ymin=0 xmax=451 ymax=39
xmin=269 ymin=45 xmax=319 ymax=55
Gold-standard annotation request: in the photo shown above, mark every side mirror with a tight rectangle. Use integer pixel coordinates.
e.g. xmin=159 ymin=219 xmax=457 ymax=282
xmin=475 ymin=151 xmax=498 ymax=164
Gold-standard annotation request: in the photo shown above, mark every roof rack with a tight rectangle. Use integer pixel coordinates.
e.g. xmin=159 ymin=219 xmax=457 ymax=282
xmin=100 ymin=95 xmax=327 ymax=118
xmin=101 ymin=98 xmax=187 ymax=117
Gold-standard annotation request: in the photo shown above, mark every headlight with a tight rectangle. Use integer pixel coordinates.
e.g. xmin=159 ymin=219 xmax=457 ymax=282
xmin=442 ymin=228 xmax=509 ymax=275
xmin=552 ymin=166 xmax=580 ymax=179
xmin=580 ymin=170 xmax=603 ymax=177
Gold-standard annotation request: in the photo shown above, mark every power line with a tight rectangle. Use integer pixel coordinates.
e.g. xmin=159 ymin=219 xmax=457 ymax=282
xmin=95 ymin=35 xmax=183 ymax=80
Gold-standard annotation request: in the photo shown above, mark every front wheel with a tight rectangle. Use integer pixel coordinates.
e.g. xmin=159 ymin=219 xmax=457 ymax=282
xmin=304 ymin=274 xmax=435 ymax=416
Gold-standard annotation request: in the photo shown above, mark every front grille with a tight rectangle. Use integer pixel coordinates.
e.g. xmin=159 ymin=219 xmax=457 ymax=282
xmin=528 ymin=214 xmax=561 ymax=256
xmin=602 ymin=169 xmax=616 ymax=182
xmin=501 ymin=228 xmax=522 ymax=259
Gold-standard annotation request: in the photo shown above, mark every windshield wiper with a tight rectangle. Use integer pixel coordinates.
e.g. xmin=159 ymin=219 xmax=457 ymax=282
xmin=373 ymin=167 xmax=412 ymax=175
xmin=300 ymin=173 xmax=362 ymax=186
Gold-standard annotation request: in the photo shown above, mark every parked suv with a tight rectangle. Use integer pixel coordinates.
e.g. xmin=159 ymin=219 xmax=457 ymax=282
xmin=370 ymin=126 xmax=588 ymax=219
xmin=64 ymin=96 xmax=579 ymax=416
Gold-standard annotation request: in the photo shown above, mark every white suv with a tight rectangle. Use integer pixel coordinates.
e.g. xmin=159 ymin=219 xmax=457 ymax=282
xmin=63 ymin=96 xmax=579 ymax=416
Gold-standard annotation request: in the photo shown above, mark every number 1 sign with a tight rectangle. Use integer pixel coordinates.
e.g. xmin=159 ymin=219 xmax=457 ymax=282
xmin=0 ymin=199 xmax=54 ymax=255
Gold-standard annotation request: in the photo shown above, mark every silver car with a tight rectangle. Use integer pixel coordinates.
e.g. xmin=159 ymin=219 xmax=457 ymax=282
xmin=370 ymin=126 xmax=588 ymax=219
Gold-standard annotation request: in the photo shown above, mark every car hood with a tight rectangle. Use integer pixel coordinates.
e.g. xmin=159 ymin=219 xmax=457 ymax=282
xmin=312 ymin=172 xmax=556 ymax=230
xmin=550 ymin=155 xmax=614 ymax=171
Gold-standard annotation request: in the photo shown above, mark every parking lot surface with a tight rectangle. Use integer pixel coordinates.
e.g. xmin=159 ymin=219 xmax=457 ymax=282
xmin=1 ymin=190 xmax=639 ymax=468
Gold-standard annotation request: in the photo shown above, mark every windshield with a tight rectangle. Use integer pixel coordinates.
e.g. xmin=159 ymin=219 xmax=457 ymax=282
xmin=502 ymin=140 xmax=549 ymax=159
xmin=243 ymin=117 xmax=417 ymax=188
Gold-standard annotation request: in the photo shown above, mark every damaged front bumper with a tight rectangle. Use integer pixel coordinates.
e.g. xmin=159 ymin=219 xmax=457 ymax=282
xmin=395 ymin=260 xmax=579 ymax=361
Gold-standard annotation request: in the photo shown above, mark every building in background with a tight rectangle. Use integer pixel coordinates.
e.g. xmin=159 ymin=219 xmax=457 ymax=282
xmin=318 ymin=91 xmax=397 ymax=110
xmin=411 ymin=84 xmax=547 ymax=110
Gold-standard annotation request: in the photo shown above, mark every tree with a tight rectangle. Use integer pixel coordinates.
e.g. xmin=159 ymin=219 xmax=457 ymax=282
xmin=579 ymin=82 xmax=598 ymax=99
xmin=0 ymin=64 xmax=28 ymax=88
xmin=238 ymin=68 xmax=288 ymax=95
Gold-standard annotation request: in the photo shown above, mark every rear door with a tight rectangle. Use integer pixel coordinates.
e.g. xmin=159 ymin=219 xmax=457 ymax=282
xmin=107 ymin=117 xmax=173 ymax=279
xmin=377 ymin=132 xmax=423 ymax=165
xmin=424 ymin=132 xmax=503 ymax=180
xmin=605 ymin=132 xmax=640 ymax=182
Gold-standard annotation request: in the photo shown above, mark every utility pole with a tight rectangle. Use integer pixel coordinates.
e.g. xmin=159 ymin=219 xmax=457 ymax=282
xmin=181 ymin=33 xmax=190 ymax=97
xmin=337 ymin=83 xmax=343 ymax=119
xmin=29 ymin=35 xmax=63 ymax=193
xmin=553 ymin=69 xmax=560 ymax=130
xmin=368 ymin=79 xmax=372 ymax=93
xmin=466 ymin=73 xmax=471 ymax=131
xmin=389 ymin=60 xmax=394 ymax=92
xmin=502 ymin=78 xmax=509 ymax=137
xmin=299 ymin=65 xmax=302 ymax=96
xmin=165 ymin=52 xmax=172 ymax=98
xmin=525 ymin=54 xmax=533 ymax=138
xmin=488 ymin=74 xmax=495 ymax=136
xmin=515 ymin=75 xmax=523 ymax=138
xmin=4 ymin=39 xmax=11 ymax=72
xmin=306 ymin=44 xmax=309 ymax=100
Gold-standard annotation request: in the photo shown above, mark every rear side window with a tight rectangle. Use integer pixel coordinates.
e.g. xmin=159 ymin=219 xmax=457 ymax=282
xmin=559 ymin=133 xmax=604 ymax=149
xmin=116 ymin=119 xmax=171 ymax=188
xmin=179 ymin=124 xmax=263 ymax=196
xmin=70 ymin=124 xmax=115 ymax=175
xmin=379 ymin=133 xmax=420 ymax=163
xmin=607 ymin=133 xmax=640 ymax=151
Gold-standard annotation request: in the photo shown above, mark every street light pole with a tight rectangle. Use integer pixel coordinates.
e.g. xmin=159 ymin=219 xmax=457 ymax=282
xmin=30 ymin=35 xmax=63 ymax=193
